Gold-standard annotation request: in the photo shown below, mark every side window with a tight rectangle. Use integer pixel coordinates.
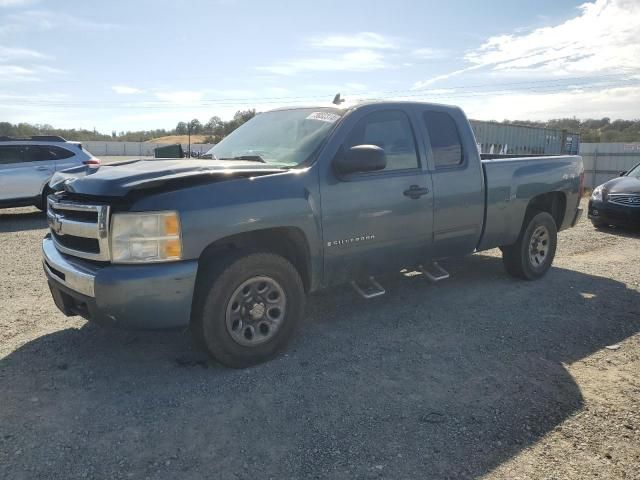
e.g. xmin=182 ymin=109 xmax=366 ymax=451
xmin=344 ymin=110 xmax=419 ymax=171
xmin=423 ymin=111 xmax=464 ymax=168
xmin=0 ymin=146 xmax=23 ymax=165
xmin=49 ymin=146 xmax=74 ymax=160
xmin=24 ymin=145 xmax=74 ymax=162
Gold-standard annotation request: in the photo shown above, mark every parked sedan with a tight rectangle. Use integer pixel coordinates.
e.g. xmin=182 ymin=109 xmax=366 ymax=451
xmin=589 ymin=162 xmax=640 ymax=228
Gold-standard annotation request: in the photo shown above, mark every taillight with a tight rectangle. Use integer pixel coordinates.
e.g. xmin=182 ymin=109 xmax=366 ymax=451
xmin=83 ymin=158 xmax=100 ymax=166
xmin=579 ymin=170 xmax=585 ymax=197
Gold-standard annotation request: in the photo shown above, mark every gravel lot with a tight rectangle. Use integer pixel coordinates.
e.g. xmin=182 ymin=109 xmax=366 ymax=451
xmin=0 ymin=200 xmax=638 ymax=479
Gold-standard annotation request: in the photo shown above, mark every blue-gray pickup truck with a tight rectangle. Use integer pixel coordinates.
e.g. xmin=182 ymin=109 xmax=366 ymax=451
xmin=42 ymin=101 xmax=584 ymax=367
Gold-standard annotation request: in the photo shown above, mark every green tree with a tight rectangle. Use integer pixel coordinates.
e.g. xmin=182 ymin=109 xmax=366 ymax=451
xmin=189 ymin=119 xmax=203 ymax=134
xmin=175 ymin=122 xmax=188 ymax=135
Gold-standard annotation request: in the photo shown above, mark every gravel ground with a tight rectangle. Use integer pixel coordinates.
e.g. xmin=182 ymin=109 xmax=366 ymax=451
xmin=0 ymin=200 xmax=638 ymax=479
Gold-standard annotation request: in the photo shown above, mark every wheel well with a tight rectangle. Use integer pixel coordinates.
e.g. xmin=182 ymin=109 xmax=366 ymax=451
xmin=197 ymin=227 xmax=312 ymax=292
xmin=525 ymin=192 xmax=566 ymax=229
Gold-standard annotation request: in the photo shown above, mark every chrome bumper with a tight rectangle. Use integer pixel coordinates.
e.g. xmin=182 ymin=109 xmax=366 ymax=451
xmin=42 ymin=236 xmax=98 ymax=297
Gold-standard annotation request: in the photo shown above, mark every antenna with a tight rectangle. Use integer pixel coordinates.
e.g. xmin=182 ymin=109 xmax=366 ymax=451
xmin=332 ymin=93 xmax=345 ymax=105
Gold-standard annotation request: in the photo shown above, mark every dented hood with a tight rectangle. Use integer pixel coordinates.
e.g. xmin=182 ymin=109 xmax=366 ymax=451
xmin=49 ymin=158 xmax=287 ymax=197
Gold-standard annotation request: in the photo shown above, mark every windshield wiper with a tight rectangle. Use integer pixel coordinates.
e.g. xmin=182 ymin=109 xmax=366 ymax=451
xmin=218 ymin=155 xmax=267 ymax=163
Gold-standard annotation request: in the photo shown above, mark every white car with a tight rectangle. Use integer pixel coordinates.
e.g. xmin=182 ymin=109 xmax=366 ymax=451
xmin=0 ymin=136 xmax=99 ymax=210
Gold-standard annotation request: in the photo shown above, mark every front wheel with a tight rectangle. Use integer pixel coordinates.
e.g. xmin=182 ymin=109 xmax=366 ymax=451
xmin=35 ymin=187 xmax=52 ymax=211
xmin=191 ymin=252 xmax=305 ymax=368
xmin=502 ymin=211 xmax=558 ymax=280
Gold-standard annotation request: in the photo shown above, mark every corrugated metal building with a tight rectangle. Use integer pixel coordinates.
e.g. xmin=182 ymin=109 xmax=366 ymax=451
xmin=579 ymin=143 xmax=640 ymax=188
xmin=469 ymin=120 xmax=580 ymax=155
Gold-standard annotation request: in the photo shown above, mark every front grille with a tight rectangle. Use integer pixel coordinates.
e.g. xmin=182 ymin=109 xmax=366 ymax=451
xmin=52 ymin=232 xmax=100 ymax=253
xmin=47 ymin=195 xmax=110 ymax=261
xmin=608 ymin=193 xmax=640 ymax=207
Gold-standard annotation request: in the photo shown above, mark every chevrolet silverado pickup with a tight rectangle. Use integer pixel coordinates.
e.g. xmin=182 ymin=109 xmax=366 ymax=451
xmin=42 ymin=101 xmax=584 ymax=367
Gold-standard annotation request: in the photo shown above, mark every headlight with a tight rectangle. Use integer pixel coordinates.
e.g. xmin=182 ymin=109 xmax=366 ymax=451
xmin=110 ymin=211 xmax=182 ymax=263
xmin=591 ymin=185 xmax=603 ymax=202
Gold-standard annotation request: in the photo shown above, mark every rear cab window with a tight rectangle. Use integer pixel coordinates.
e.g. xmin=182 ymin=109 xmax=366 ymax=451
xmin=423 ymin=111 xmax=464 ymax=168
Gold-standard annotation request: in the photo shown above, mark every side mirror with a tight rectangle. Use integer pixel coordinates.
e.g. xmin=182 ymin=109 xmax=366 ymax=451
xmin=333 ymin=145 xmax=387 ymax=175
xmin=619 ymin=171 xmax=627 ymax=177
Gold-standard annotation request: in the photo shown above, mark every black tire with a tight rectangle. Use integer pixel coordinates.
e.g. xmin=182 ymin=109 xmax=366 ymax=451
xmin=191 ymin=251 xmax=305 ymax=368
xmin=35 ymin=187 xmax=52 ymax=211
xmin=502 ymin=211 xmax=558 ymax=280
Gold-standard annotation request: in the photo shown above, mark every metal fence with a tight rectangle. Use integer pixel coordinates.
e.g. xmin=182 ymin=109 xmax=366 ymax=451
xmin=580 ymin=143 xmax=640 ymax=188
xmin=84 ymin=141 xmax=215 ymax=157
xmin=469 ymin=120 xmax=580 ymax=155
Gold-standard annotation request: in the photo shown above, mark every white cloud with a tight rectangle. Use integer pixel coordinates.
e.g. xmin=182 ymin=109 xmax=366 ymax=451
xmin=0 ymin=10 xmax=119 ymax=34
xmin=416 ymin=0 xmax=640 ymax=88
xmin=0 ymin=0 xmax=38 ymax=7
xmin=408 ymin=0 xmax=640 ymax=120
xmin=465 ymin=0 xmax=640 ymax=74
xmin=308 ymin=32 xmax=399 ymax=50
xmin=257 ymin=49 xmax=387 ymax=75
xmin=0 ymin=63 xmax=64 ymax=81
xmin=0 ymin=45 xmax=47 ymax=61
xmin=460 ymin=85 xmax=640 ymax=121
xmin=112 ymin=85 xmax=144 ymax=95
xmin=411 ymin=48 xmax=446 ymax=60
xmin=259 ymin=31 xmax=443 ymax=76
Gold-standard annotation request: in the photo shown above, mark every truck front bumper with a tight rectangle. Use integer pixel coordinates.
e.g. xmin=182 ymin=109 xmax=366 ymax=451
xmin=42 ymin=236 xmax=198 ymax=329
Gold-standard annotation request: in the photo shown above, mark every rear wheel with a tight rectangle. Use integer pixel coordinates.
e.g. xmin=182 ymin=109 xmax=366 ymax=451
xmin=191 ymin=251 xmax=305 ymax=368
xmin=502 ymin=211 xmax=558 ymax=280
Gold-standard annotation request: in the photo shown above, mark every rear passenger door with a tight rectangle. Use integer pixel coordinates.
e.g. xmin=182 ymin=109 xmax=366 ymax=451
xmin=417 ymin=107 xmax=484 ymax=258
xmin=22 ymin=145 xmax=58 ymax=195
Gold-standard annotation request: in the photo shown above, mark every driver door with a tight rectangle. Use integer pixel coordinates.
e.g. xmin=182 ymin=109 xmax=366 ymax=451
xmin=320 ymin=107 xmax=433 ymax=285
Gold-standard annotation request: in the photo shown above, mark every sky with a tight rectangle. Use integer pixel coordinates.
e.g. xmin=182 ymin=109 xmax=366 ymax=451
xmin=0 ymin=0 xmax=639 ymax=132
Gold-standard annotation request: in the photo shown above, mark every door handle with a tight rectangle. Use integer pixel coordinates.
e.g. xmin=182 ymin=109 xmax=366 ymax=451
xmin=403 ymin=185 xmax=430 ymax=199
xmin=36 ymin=166 xmax=49 ymax=171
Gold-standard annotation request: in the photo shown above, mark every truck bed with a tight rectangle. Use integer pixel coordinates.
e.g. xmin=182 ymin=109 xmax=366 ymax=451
xmin=478 ymin=155 xmax=583 ymax=251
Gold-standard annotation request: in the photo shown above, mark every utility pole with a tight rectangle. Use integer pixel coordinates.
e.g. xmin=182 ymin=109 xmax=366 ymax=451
xmin=187 ymin=122 xmax=191 ymax=158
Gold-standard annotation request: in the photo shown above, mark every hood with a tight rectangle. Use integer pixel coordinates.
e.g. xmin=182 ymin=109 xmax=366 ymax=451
xmin=49 ymin=158 xmax=288 ymax=197
xmin=603 ymin=175 xmax=640 ymax=194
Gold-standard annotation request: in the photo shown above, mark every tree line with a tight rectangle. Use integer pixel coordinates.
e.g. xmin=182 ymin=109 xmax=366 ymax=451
xmin=0 ymin=109 xmax=256 ymax=144
xmin=2 ymin=112 xmax=640 ymax=144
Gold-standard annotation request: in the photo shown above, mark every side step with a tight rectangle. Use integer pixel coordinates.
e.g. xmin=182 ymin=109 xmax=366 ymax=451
xmin=419 ymin=262 xmax=450 ymax=283
xmin=351 ymin=276 xmax=386 ymax=299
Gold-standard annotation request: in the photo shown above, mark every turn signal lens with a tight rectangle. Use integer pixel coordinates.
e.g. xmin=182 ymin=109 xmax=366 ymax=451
xmin=164 ymin=214 xmax=180 ymax=236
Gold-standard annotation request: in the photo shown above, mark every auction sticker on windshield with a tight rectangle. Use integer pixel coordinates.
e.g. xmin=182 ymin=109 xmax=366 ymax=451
xmin=306 ymin=111 xmax=341 ymax=123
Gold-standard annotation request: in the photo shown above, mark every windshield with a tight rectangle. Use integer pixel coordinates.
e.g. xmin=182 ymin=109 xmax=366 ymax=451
xmin=206 ymin=108 xmax=343 ymax=167
xmin=627 ymin=163 xmax=640 ymax=178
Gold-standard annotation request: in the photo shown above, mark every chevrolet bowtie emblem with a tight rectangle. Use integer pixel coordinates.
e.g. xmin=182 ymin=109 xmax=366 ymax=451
xmin=49 ymin=214 xmax=63 ymax=234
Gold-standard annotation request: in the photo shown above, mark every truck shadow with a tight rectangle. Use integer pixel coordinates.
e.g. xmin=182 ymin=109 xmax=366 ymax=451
xmin=1 ymin=254 xmax=639 ymax=479
xmin=0 ymin=208 xmax=47 ymax=233
xmin=593 ymin=225 xmax=640 ymax=238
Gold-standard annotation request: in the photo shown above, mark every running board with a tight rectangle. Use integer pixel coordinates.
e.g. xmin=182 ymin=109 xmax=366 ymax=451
xmin=419 ymin=262 xmax=450 ymax=283
xmin=351 ymin=277 xmax=386 ymax=299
